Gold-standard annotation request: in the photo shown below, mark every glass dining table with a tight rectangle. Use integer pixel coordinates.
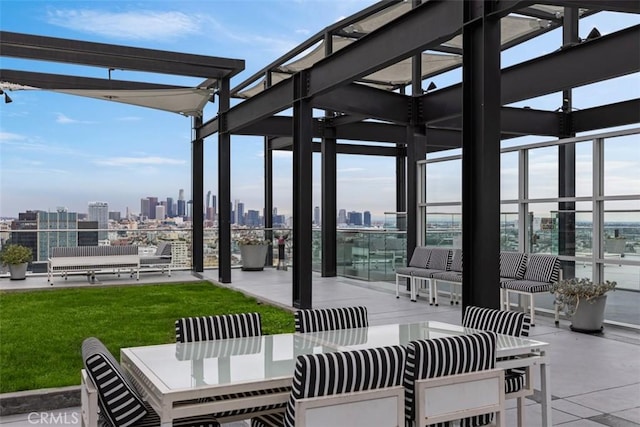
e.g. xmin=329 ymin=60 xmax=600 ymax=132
xmin=120 ymin=320 xmax=551 ymax=427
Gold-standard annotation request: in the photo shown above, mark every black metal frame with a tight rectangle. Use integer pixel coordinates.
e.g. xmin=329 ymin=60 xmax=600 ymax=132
xmin=2 ymin=1 xmax=639 ymax=310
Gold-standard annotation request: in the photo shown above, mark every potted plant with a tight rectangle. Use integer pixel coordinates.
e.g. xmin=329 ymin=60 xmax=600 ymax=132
xmin=237 ymin=232 xmax=271 ymax=271
xmin=0 ymin=244 xmax=33 ymax=280
xmin=550 ymin=277 xmax=616 ymax=333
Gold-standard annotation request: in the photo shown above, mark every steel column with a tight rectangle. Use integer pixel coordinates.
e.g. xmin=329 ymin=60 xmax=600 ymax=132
xmin=292 ymin=71 xmax=313 ymax=308
xmin=218 ymin=78 xmax=232 ymax=283
xmin=322 ymin=31 xmax=337 ymax=278
xmin=559 ymin=7 xmax=579 ymax=279
xmin=461 ymin=0 xmax=502 ymax=310
xmin=265 ymin=136 xmax=274 ymax=267
xmin=191 ymin=115 xmax=204 ymax=273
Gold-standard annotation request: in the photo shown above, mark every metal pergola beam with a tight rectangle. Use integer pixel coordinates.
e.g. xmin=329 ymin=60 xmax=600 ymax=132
xmin=0 ymin=31 xmax=244 ymax=79
xmin=572 ymin=99 xmax=640 ymax=132
xmin=0 ymin=69 xmax=185 ymax=90
xmin=423 ymin=25 xmax=640 ymax=122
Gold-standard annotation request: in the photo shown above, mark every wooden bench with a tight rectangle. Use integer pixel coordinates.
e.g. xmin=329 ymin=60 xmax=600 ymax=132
xmin=48 ymin=246 xmax=139 ymax=285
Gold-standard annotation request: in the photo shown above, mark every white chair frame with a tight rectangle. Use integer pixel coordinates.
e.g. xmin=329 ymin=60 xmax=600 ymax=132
xmin=80 ymin=369 xmax=98 ymax=427
xmin=414 ymin=368 xmax=506 ymax=427
xmin=295 ymin=386 xmax=404 ymax=427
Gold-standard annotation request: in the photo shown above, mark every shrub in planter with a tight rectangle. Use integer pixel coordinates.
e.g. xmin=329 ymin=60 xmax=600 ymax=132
xmin=550 ymin=278 xmax=616 ymax=333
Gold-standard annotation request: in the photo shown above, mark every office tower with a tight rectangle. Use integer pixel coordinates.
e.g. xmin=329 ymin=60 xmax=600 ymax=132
xmin=348 ymin=211 xmax=363 ymax=226
xmin=338 ymin=209 xmax=347 ymax=225
xmin=140 ymin=198 xmax=151 ymax=219
xmin=38 ymin=208 xmax=78 ymax=262
xmin=166 ymin=197 xmax=174 ymax=218
xmin=206 ymin=191 xmax=212 ymax=211
xmin=179 ymin=189 xmax=185 ymax=201
xmin=364 ymin=211 xmax=371 ymax=227
xmin=88 ymin=201 xmax=108 ymax=241
xmin=212 ymin=195 xmax=217 ymax=221
xmin=108 ymin=211 xmax=121 ymax=221
xmin=177 ymin=190 xmax=186 ymax=217
xmin=314 ymin=206 xmax=320 ymax=226
xmin=246 ymin=210 xmax=261 ymax=226
xmin=147 ymin=197 xmax=158 ymax=220
xmin=236 ymin=201 xmax=245 ymax=226
xmin=155 ymin=205 xmax=166 ymax=220
xmin=206 ymin=207 xmax=215 ymax=222
xmin=78 ymin=221 xmax=99 ymax=246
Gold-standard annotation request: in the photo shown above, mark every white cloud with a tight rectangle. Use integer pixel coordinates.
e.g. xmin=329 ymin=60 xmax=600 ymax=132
xmin=46 ymin=9 xmax=205 ymax=41
xmin=94 ymin=156 xmax=186 ymax=167
xmin=0 ymin=132 xmax=26 ymax=141
xmin=55 ymin=113 xmax=94 ymax=124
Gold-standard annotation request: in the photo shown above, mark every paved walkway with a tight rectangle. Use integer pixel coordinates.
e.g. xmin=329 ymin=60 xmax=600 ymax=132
xmin=1 ymin=268 xmax=639 ymax=426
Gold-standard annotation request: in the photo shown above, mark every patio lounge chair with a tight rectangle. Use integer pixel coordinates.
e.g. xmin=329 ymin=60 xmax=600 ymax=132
xmin=140 ymin=242 xmax=173 ymax=276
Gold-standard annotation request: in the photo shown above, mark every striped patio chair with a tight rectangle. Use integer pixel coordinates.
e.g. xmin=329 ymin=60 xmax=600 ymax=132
xmin=501 ymin=254 xmax=560 ymax=325
xmin=294 ymin=305 xmax=368 ymax=333
xmin=404 ymin=331 xmax=504 ymax=427
xmin=251 ymin=345 xmax=407 ymax=427
xmin=174 ymin=313 xmax=289 ymax=421
xmin=175 ymin=312 xmax=262 ymax=343
xmin=396 ymin=247 xmax=432 ymax=301
xmin=463 ymin=306 xmax=533 ymax=427
xmin=81 ymin=337 xmax=219 ymax=427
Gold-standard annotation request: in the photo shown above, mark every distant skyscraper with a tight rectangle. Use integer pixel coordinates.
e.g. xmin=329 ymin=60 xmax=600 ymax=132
xmin=236 ymin=201 xmax=245 ymax=226
xmin=147 ymin=197 xmax=158 ymax=219
xmin=140 ymin=198 xmax=150 ymax=219
xmin=177 ymin=189 xmax=186 ymax=217
xmin=206 ymin=191 xmax=212 ymax=211
xmin=38 ymin=208 xmax=78 ymax=261
xmin=155 ymin=205 xmax=166 ymax=220
xmin=88 ymin=201 xmax=108 ymax=241
xmin=314 ymin=206 xmax=320 ymax=225
xmin=212 ymin=195 xmax=217 ymax=221
xmin=10 ymin=211 xmax=38 ymax=262
xmin=246 ymin=210 xmax=261 ymax=226
xmin=108 ymin=211 xmax=121 ymax=221
xmin=364 ymin=211 xmax=371 ymax=227
xmin=347 ymin=211 xmax=363 ymax=226
xmin=338 ymin=209 xmax=347 ymax=224
xmin=166 ymin=197 xmax=174 ymax=218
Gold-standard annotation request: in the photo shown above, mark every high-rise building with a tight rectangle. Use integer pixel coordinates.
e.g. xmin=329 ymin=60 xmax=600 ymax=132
xmin=246 ymin=210 xmax=261 ymax=226
xmin=108 ymin=211 xmax=121 ymax=221
xmin=364 ymin=211 xmax=372 ymax=227
xmin=147 ymin=197 xmax=158 ymax=220
xmin=338 ymin=209 xmax=347 ymax=225
xmin=140 ymin=198 xmax=151 ymax=219
xmin=206 ymin=191 xmax=212 ymax=211
xmin=314 ymin=206 xmax=320 ymax=226
xmin=236 ymin=201 xmax=245 ymax=226
xmin=9 ymin=211 xmax=38 ymax=263
xmin=177 ymin=199 xmax=186 ymax=218
xmin=166 ymin=197 xmax=174 ymax=218
xmin=348 ymin=211 xmax=363 ymax=226
xmin=88 ymin=201 xmax=108 ymax=241
xmin=37 ymin=208 xmax=78 ymax=261
xmin=212 ymin=195 xmax=217 ymax=221
xmin=155 ymin=205 xmax=166 ymax=220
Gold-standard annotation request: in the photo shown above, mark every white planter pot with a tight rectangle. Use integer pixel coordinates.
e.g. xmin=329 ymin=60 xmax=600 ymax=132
xmin=240 ymin=245 xmax=269 ymax=271
xmin=8 ymin=262 xmax=28 ymax=280
xmin=570 ymin=294 xmax=607 ymax=333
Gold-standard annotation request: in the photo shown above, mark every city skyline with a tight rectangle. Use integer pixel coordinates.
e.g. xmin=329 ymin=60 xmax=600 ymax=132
xmin=0 ymin=2 xmax=638 ymax=218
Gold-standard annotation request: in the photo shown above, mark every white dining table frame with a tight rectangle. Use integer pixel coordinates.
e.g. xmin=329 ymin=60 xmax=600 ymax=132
xmin=120 ymin=321 xmax=552 ymax=427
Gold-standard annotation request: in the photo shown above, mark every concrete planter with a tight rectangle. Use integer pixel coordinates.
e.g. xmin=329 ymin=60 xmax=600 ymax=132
xmin=240 ymin=245 xmax=269 ymax=271
xmin=571 ymin=294 xmax=607 ymax=333
xmin=8 ymin=262 xmax=28 ymax=280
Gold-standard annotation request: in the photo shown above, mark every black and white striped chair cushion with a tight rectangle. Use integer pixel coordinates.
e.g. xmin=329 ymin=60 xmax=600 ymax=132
xmin=523 ymin=254 xmax=560 ymax=283
xmin=403 ymin=331 xmax=497 ymax=427
xmin=198 ymin=388 xmax=290 ymax=419
xmin=462 ymin=306 xmax=531 ymax=337
xmin=408 ymin=247 xmax=432 ymax=268
xmin=425 ymin=248 xmax=452 ymax=271
xmin=449 ymin=249 xmax=463 ymax=272
xmin=253 ymin=345 xmax=407 ymax=427
xmin=175 ymin=312 xmax=262 ymax=343
xmin=500 ymin=252 xmax=528 ymax=280
xmin=294 ymin=306 xmax=368 ymax=333
xmin=250 ymin=413 xmax=283 ymax=427
xmin=395 ymin=266 xmax=425 ymax=276
xmin=501 ymin=279 xmax=552 ymax=293
xmin=430 ymin=271 xmax=462 ymax=283
xmin=82 ymin=338 xmax=148 ymax=427
xmin=102 ymin=401 xmax=218 ymax=427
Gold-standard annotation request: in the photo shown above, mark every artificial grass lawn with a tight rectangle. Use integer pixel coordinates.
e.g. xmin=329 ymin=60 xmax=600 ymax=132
xmin=0 ymin=281 xmax=295 ymax=393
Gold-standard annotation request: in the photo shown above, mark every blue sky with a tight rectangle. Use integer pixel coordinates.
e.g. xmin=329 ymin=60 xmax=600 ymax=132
xmin=0 ymin=1 xmax=638 ymax=220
